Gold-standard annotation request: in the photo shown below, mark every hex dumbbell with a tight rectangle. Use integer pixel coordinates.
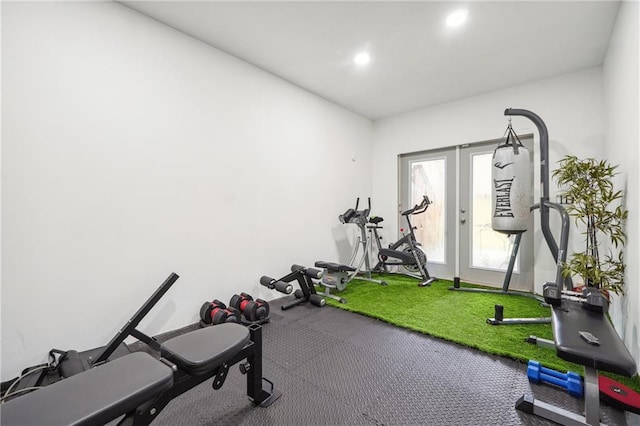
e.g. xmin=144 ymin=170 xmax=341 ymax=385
xmin=527 ymin=360 xmax=583 ymax=398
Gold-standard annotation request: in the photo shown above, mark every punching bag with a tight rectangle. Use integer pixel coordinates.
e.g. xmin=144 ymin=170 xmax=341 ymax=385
xmin=492 ymin=125 xmax=532 ymax=234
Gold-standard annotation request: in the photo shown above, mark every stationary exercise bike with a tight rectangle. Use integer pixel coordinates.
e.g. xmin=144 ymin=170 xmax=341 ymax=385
xmin=370 ymin=195 xmax=437 ymax=287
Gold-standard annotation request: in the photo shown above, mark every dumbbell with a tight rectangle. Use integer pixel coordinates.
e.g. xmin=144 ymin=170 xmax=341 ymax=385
xmin=229 ymin=293 xmax=270 ymax=322
xmin=581 ymin=287 xmax=608 ymax=313
xmin=544 ymin=283 xmax=608 ymax=313
xmin=260 ymin=276 xmax=294 ymax=294
xmin=543 ymin=282 xmax=562 ymax=306
xmin=199 ymin=300 xmax=241 ymax=326
xmin=527 ymin=360 xmax=583 ymax=398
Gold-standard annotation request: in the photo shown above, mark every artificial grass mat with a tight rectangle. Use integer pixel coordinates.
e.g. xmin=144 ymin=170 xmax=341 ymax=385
xmin=322 ymin=274 xmax=640 ymax=392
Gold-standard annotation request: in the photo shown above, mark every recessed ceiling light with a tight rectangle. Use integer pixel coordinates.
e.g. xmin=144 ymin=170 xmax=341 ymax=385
xmin=446 ymin=8 xmax=468 ymax=27
xmin=354 ymin=51 xmax=371 ymax=66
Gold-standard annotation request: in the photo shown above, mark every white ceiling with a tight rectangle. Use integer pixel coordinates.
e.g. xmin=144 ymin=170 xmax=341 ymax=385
xmin=121 ymin=1 xmax=621 ymax=120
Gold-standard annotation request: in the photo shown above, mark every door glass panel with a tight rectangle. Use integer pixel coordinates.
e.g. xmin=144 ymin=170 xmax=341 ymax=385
xmin=410 ymin=158 xmax=445 ymax=263
xmin=471 ymin=153 xmax=518 ymax=271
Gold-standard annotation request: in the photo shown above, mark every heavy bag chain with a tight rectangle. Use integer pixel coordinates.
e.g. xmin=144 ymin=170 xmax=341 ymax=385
xmin=497 ymin=117 xmax=524 ymax=155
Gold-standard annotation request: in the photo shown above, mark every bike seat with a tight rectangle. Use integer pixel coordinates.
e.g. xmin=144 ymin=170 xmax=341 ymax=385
xmin=369 ymin=216 xmax=384 ymax=224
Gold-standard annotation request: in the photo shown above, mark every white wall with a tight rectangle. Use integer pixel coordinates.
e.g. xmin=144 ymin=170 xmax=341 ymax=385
xmin=1 ymin=2 xmax=372 ymax=380
xmin=3 ymin=1 xmax=637 ymax=384
xmin=372 ymin=67 xmax=606 ymax=295
xmin=603 ymin=0 xmax=640 ymax=373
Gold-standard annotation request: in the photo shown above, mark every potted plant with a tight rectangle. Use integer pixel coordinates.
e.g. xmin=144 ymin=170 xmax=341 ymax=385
xmin=552 ymin=155 xmax=628 ymax=295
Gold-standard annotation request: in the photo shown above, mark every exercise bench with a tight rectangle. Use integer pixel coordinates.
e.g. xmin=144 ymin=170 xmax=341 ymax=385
xmin=516 ymin=294 xmax=637 ymax=425
xmin=1 ymin=323 xmax=281 ymax=426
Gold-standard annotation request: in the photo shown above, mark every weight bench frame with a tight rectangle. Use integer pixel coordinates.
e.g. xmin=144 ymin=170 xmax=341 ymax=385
xmin=94 ymin=272 xmax=180 ymax=365
xmin=516 ymin=299 xmax=636 ymax=426
xmin=122 ymin=323 xmax=279 ymax=425
xmin=1 ymin=323 xmax=280 ymax=426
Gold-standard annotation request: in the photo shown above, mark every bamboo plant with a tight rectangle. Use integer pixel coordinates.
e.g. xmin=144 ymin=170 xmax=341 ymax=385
xmin=552 ymin=155 xmax=627 ymax=295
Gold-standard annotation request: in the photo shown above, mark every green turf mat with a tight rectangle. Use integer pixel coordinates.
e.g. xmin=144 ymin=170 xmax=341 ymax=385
xmin=322 ymin=275 xmax=640 ymax=392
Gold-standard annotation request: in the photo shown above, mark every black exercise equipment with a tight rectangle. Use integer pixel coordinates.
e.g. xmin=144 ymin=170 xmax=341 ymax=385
xmin=229 ymin=293 xmax=270 ymax=324
xmin=45 ymin=273 xmax=180 ymax=381
xmin=59 ymin=350 xmax=92 ymax=378
xmin=199 ymin=300 xmax=241 ymax=326
xmin=315 ymin=198 xmax=386 ymax=303
xmin=1 ymin=322 xmax=281 ymax=426
xmin=517 ymin=288 xmax=637 ymax=425
xmin=261 ymin=264 xmax=326 ymax=310
xmin=0 ymin=365 xmax=50 ymax=403
xmin=97 ymin=273 xmax=179 ymax=364
xmin=370 ymin=195 xmax=437 ymax=287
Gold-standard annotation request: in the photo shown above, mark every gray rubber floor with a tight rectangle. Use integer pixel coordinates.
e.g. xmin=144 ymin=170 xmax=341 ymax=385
xmin=135 ymin=296 xmax=635 ymax=425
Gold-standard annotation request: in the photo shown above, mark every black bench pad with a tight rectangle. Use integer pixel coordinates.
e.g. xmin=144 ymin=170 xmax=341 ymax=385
xmin=1 ymin=352 xmax=174 ymax=426
xmin=314 ymin=261 xmax=356 ymax=273
xmin=161 ymin=322 xmax=250 ymax=376
xmin=552 ymin=300 xmax=637 ymax=376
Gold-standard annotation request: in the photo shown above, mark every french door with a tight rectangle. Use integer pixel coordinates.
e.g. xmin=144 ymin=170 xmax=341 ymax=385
xmin=399 ymin=137 xmax=534 ymax=289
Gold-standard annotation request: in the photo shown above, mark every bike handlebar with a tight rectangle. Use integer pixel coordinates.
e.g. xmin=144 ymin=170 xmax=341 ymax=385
xmin=353 ymin=197 xmax=372 ymax=212
xmin=401 ymin=195 xmax=431 ymax=216
xmin=340 ymin=197 xmax=372 ymax=224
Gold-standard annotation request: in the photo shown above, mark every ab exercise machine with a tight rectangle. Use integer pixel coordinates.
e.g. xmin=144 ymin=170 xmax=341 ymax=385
xmin=370 ymin=195 xmax=437 ymax=287
xmin=1 ymin=273 xmax=281 ymax=426
xmin=315 ymin=198 xmax=386 ymax=303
